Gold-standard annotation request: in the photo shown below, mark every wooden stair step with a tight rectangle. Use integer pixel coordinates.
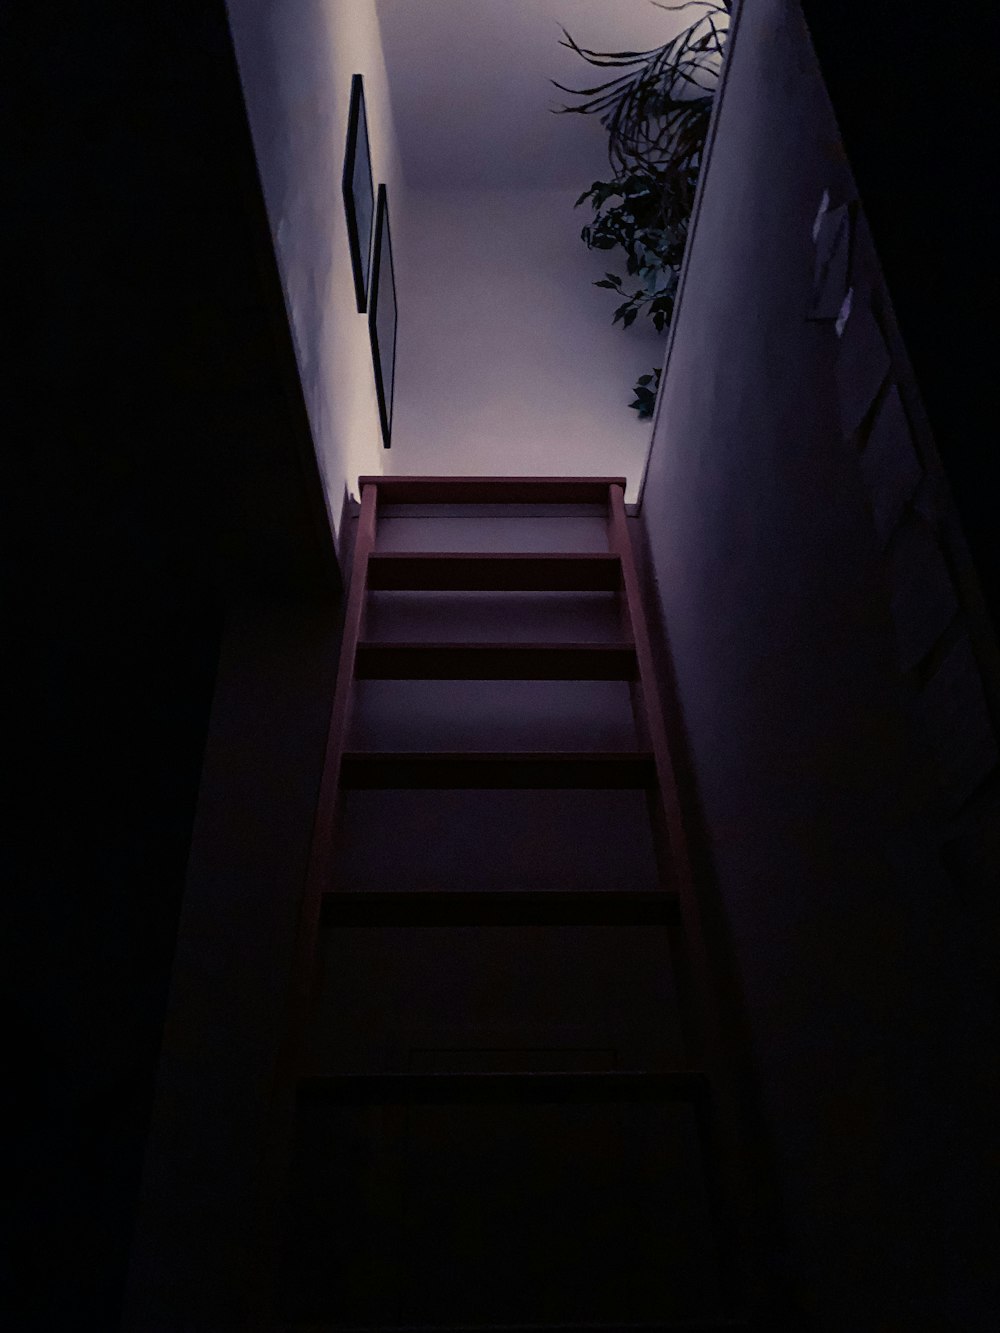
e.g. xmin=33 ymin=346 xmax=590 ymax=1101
xmin=339 ymin=751 xmax=657 ymax=789
xmin=296 ymin=1070 xmax=709 ymax=1106
xmin=279 ymin=1321 xmax=749 ymax=1332
xmin=354 ymin=642 xmax=638 ymax=680
xmin=321 ymin=889 xmax=678 ymax=928
xmin=359 ymin=475 xmax=624 ymax=504
xmin=366 ymin=551 xmax=622 ymax=592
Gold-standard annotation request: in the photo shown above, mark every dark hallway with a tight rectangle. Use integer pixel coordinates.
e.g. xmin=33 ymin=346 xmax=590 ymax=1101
xmin=7 ymin=2 xmax=999 ymax=1330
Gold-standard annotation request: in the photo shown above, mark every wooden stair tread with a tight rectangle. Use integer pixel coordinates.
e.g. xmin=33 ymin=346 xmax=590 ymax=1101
xmin=279 ymin=1321 xmax=749 ymax=1332
xmin=339 ymin=751 xmax=657 ymax=789
xmin=296 ymin=1070 xmax=709 ymax=1105
xmin=358 ymin=476 xmax=624 ymax=504
xmin=366 ymin=552 xmax=622 ymax=592
xmin=354 ymin=642 xmax=638 ymax=680
xmin=321 ymin=889 xmax=678 ymax=927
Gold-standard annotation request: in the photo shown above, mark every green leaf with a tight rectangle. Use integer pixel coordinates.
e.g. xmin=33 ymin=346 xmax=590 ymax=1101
xmin=557 ymin=2 xmax=726 ymax=411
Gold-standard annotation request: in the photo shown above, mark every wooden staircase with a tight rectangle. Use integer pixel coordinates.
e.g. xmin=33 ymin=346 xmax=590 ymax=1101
xmin=268 ymin=477 xmax=753 ymax=1331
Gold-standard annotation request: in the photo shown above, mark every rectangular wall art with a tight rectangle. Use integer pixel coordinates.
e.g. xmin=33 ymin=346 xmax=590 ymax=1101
xmin=369 ymin=184 xmax=397 ymax=449
xmin=343 ymin=74 xmax=375 ymax=313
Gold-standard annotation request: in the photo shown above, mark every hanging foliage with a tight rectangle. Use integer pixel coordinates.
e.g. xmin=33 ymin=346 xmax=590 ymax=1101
xmin=554 ymin=1 xmax=729 ymax=416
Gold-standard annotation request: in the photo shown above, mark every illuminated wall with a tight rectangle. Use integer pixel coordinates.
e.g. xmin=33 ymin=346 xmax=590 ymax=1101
xmin=227 ymin=0 xmax=403 ymax=540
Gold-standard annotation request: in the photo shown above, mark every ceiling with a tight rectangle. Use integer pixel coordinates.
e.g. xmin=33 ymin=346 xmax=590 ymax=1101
xmin=374 ymin=0 xmax=693 ymax=189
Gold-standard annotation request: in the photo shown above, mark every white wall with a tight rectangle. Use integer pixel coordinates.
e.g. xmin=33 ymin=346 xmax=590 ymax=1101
xmin=374 ymin=0 xmax=695 ymax=190
xmin=389 ymin=188 xmax=664 ymax=500
xmin=639 ymin=0 xmax=1000 ymax=1324
xmin=226 ymin=0 xmax=403 ymax=540
xmin=226 ymin=1 xmax=702 ymax=509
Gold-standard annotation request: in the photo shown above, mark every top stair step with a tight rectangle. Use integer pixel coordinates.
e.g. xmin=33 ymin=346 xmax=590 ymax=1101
xmin=359 ymin=476 xmax=625 ymax=504
xmin=366 ymin=552 xmax=622 ymax=592
xmin=280 ymin=1322 xmax=750 ymax=1332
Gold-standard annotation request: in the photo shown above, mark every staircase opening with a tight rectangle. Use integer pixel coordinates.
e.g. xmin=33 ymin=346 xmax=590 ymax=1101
xmin=269 ymin=476 xmax=762 ymax=1330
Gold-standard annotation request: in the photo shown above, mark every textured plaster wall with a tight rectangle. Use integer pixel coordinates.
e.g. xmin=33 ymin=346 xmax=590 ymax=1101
xmin=226 ymin=0 xmax=403 ymax=537
xmin=640 ymin=0 xmax=999 ymax=1327
xmin=388 ymin=188 xmax=663 ymax=500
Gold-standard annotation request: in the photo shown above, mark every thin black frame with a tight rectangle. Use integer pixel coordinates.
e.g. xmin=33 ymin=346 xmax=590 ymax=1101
xmin=369 ymin=184 xmax=397 ymax=449
xmin=343 ymin=74 xmax=375 ymax=313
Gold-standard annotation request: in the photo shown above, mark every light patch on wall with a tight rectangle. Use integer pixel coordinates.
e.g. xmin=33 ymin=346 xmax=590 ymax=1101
xmin=227 ymin=0 xmax=404 ymax=541
xmin=387 ymin=188 xmax=663 ymax=501
xmin=373 ymin=2 xmax=700 ymax=498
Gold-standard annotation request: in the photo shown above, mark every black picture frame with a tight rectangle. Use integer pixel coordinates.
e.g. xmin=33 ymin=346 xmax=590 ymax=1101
xmin=342 ymin=74 xmax=375 ymax=313
xmin=369 ymin=184 xmax=397 ymax=449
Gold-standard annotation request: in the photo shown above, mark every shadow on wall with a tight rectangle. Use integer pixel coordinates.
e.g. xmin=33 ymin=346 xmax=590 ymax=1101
xmin=639 ymin=0 xmax=1000 ymax=1327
